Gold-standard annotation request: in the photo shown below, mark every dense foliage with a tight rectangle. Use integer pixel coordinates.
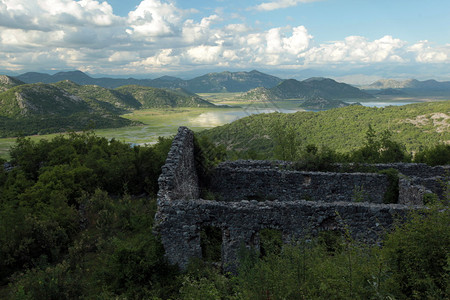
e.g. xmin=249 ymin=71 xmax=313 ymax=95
xmin=0 ymin=130 xmax=448 ymax=299
xmin=0 ymin=132 xmax=172 ymax=291
xmin=0 ymin=114 xmax=135 ymax=137
xmin=202 ymin=100 xmax=450 ymax=157
xmin=116 ymin=85 xmax=215 ymax=108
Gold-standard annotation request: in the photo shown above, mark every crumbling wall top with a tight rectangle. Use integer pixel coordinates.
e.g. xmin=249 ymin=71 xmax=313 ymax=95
xmin=157 ymin=126 xmax=199 ymax=204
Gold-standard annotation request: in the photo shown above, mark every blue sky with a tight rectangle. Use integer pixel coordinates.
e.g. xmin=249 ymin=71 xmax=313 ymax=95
xmin=0 ymin=0 xmax=449 ymax=83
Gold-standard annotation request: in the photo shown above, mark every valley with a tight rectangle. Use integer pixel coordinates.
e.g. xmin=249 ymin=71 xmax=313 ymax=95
xmin=0 ymin=70 xmax=448 ymax=159
xmin=0 ymin=93 xmax=441 ymax=159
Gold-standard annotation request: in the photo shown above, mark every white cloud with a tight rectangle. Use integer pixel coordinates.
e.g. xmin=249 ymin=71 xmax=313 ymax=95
xmin=237 ymin=25 xmax=312 ymax=65
xmin=129 ymin=49 xmax=180 ymax=69
xmin=408 ymin=41 xmax=449 ymax=63
xmin=186 ymin=44 xmax=223 ymax=64
xmin=182 ymin=15 xmax=221 ymax=44
xmin=0 ymin=0 xmax=122 ymax=30
xmin=126 ymin=0 xmax=184 ymax=38
xmin=301 ymin=35 xmax=406 ymax=64
xmin=0 ymin=0 xmax=448 ymax=76
xmin=0 ymin=29 xmax=65 ymax=47
xmin=252 ymin=0 xmax=322 ymax=12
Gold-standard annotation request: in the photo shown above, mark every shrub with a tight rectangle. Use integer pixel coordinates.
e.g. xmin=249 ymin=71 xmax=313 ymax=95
xmin=381 ymin=206 xmax=450 ymax=299
xmin=414 ymin=144 xmax=450 ymax=166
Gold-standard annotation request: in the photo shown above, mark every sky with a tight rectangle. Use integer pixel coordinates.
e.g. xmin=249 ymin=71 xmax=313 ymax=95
xmin=0 ymin=0 xmax=449 ymax=83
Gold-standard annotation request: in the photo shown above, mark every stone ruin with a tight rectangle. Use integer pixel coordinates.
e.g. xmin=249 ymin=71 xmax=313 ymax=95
xmin=155 ymin=126 xmax=449 ymax=272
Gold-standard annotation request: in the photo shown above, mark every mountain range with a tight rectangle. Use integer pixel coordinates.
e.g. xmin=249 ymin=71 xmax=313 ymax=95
xmin=13 ymin=69 xmax=450 ymax=96
xmin=15 ymin=70 xmax=282 ymax=92
xmin=365 ymin=79 xmax=450 ymax=90
xmin=361 ymin=79 xmax=450 ymax=96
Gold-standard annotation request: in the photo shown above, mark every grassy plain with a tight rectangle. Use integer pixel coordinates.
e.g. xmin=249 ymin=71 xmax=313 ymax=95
xmin=0 ymin=106 xmax=236 ymax=159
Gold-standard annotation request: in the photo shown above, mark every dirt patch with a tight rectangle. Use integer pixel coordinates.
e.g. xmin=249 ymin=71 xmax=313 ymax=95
xmin=403 ymin=113 xmax=450 ymax=133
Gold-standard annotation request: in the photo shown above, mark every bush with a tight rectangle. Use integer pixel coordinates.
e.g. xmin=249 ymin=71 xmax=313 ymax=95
xmin=381 ymin=206 xmax=450 ymax=299
xmin=9 ymin=261 xmax=83 ymax=300
xmin=414 ymin=144 xmax=450 ymax=166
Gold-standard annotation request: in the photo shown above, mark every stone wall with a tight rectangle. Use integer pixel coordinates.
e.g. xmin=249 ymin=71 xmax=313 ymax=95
xmin=155 ymin=127 xmax=445 ymax=272
xmin=372 ymin=163 xmax=449 ymax=179
xmin=156 ymin=126 xmax=199 ymax=204
xmin=157 ymin=198 xmax=414 ymax=272
xmin=209 ymin=161 xmax=389 ymax=203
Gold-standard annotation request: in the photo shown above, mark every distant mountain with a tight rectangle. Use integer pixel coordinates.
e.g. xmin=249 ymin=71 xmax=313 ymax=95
xmin=373 ymin=88 xmax=408 ymax=96
xmin=14 ymin=72 xmax=53 ymax=84
xmin=115 ymin=85 xmax=215 ymax=108
xmin=15 ymin=71 xmax=155 ymax=89
xmin=366 ymin=79 xmax=450 ymax=90
xmin=184 ymin=70 xmax=282 ymax=93
xmin=239 ymin=77 xmax=373 ymax=102
xmin=15 ymin=70 xmax=282 ymax=92
xmin=0 ymin=75 xmax=24 ymax=92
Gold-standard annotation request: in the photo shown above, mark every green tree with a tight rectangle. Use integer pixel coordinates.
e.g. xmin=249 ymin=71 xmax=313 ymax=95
xmin=414 ymin=144 xmax=450 ymax=166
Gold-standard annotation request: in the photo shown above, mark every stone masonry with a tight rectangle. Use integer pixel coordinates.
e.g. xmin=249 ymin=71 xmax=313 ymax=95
xmin=155 ymin=126 xmax=448 ymax=272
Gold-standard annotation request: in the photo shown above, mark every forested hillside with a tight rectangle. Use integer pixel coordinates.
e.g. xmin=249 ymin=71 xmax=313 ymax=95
xmin=115 ymin=85 xmax=215 ymax=108
xmin=0 ymin=78 xmax=217 ymax=137
xmin=201 ymin=100 xmax=450 ymax=157
xmin=53 ymin=81 xmax=142 ymax=112
xmin=238 ymin=77 xmax=373 ymax=103
xmin=0 ymin=132 xmax=448 ymax=299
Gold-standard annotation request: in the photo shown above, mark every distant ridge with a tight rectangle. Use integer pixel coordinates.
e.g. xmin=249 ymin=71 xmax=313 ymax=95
xmin=15 ymin=70 xmax=282 ymax=92
xmin=365 ymin=78 xmax=450 ymax=90
xmin=240 ymin=77 xmax=373 ymax=102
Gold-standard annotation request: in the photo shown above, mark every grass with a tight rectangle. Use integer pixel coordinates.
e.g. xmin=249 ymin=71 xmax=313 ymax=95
xmin=0 ymin=107 xmax=237 ymax=159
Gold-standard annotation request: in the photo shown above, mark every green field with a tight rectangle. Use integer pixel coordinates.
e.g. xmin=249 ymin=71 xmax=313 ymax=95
xmin=0 ymin=107 xmax=236 ymax=159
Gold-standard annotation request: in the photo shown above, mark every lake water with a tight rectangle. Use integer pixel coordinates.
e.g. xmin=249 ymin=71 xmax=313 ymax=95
xmin=90 ymin=99 xmax=423 ymax=147
xmin=188 ymin=100 xmax=419 ymax=128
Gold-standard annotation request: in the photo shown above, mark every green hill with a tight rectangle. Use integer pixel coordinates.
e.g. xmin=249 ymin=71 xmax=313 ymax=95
xmin=115 ymin=85 xmax=215 ymax=108
xmin=0 ymin=75 xmax=25 ymax=92
xmin=0 ymin=83 xmax=134 ymax=136
xmin=239 ymin=87 xmax=283 ymax=101
xmin=299 ymin=97 xmax=354 ymax=110
xmin=237 ymin=77 xmax=373 ymax=106
xmin=53 ymin=80 xmax=142 ymax=113
xmin=200 ymin=100 xmax=450 ymax=156
xmin=0 ymin=78 xmax=219 ymax=136
xmin=0 ymin=83 xmax=91 ymax=117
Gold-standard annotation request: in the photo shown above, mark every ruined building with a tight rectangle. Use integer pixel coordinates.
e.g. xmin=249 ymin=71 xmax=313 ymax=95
xmin=155 ymin=127 xmax=448 ymax=272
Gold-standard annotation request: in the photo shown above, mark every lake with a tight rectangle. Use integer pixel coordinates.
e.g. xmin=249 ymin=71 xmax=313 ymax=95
xmin=187 ymin=99 xmax=421 ymax=129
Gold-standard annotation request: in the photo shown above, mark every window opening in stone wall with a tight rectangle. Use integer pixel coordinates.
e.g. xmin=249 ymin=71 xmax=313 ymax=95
xmin=200 ymin=226 xmax=222 ymax=262
xmin=259 ymin=228 xmax=283 ymax=257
